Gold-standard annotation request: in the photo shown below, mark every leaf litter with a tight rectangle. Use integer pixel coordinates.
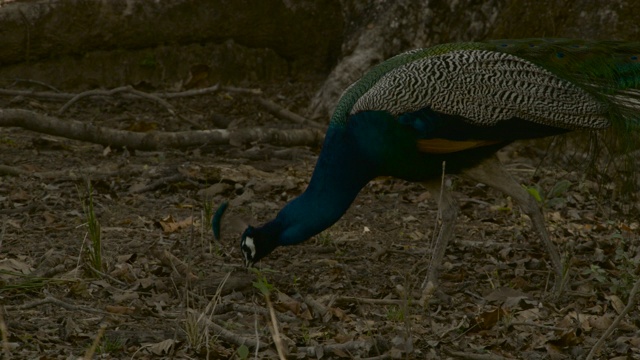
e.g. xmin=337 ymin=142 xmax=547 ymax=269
xmin=0 ymin=84 xmax=638 ymax=359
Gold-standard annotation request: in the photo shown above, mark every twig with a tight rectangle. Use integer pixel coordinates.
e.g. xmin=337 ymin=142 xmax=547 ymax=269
xmin=586 ymin=277 xmax=640 ymax=360
xmin=335 ymin=296 xmax=418 ymax=306
xmin=84 ymin=324 xmax=107 ymax=359
xmin=255 ymin=97 xmax=325 ymax=129
xmin=297 ymin=339 xmax=375 ymax=358
xmin=86 ymin=264 xmax=127 ymax=287
xmin=216 ymin=303 xmax=297 ymax=323
xmin=205 ymin=318 xmax=261 ymax=349
xmin=218 ymin=85 xmax=262 ymax=95
xmin=0 ymin=306 xmax=10 ymax=359
xmin=5 ymin=295 xmax=110 ymax=315
xmin=58 ymin=85 xmax=177 ymax=116
xmin=0 ymin=84 xmax=261 ymax=101
xmin=0 ymin=88 xmax=71 ymax=100
xmin=509 ymin=321 xmax=568 ymax=331
xmin=304 ymin=295 xmax=330 ymax=322
xmin=360 ymin=355 xmax=391 ymax=360
xmin=162 ymin=84 xmax=220 ymax=98
xmin=265 ymin=294 xmax=287 ymax=360
xmin=9 ymin=78 xmax=61 ymax=92
xmin=0 ymin=202 xmax=36 ymax=215
xmin=151 ymin=247 xmax=198 ymax=282
xmin=130 ymin=174 xmax=186 ymax=194
xmin=445 ymin=349 xmax=511 ymax=360
xmin=161 ymin=84 xmax=261 ymax=98
xmin=0 ymin=165 xmax=28 ymax=177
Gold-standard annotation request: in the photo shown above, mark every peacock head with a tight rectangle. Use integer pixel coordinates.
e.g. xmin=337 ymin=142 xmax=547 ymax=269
xmin=240 ymin=225 xmax=279 ymax=267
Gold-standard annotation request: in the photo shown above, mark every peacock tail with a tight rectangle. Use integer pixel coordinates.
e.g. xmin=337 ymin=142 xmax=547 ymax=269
xmin=332 ymin=39 xmax=640 ymax=136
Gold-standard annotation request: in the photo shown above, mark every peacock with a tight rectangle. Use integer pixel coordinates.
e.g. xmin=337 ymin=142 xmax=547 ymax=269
xmin=214 ymin=39 xmax=640 ymax=291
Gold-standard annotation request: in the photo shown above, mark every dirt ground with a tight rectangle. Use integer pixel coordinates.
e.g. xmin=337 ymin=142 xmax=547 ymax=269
xmin=0 ymin=81 xmax=639 ymax=359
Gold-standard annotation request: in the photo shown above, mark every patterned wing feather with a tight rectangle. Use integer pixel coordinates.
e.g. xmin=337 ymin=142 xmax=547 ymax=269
xmin=351 ymin=50 xmax=610 ymax=130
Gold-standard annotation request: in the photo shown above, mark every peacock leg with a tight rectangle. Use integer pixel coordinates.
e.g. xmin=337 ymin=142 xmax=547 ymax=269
xmin=462 ymin=156 xmax=565 ymax=292
xmin=423 ymin=178 xmax=459 ymax=290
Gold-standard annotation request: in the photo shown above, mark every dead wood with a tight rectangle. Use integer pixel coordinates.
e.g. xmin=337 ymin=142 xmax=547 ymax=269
xmin=130 ymin=174 xmax=186 ymax=194
xmin=255 ymin=97 xmax=325 ymax=129
xmin=0 ymin=202 xmax=37 ymax=215
xmin=297 ymin=339 xmax=380 ymax=358
xmin=5 ymin=295 xmax=110 ymax=315
xmin=57 ymin=85 xmax=177 ymax=116
xmin=445 ymin=349 xmax=511 ymax=360
xmin=204 ymin=317 xmax=262 ymax=349
xmin=0 ymin=108 xmax=324 ymax=150
xmin=586 ymin=277 xmax=640 ymax=360
xmin=150 ymin=247 xmax=198 ymax=282
xmin=0 ymin=84 xmax=258 ymax=102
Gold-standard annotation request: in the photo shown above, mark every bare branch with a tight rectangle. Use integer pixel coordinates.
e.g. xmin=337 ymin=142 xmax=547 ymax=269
xmin=445 ymin=349 xmax=511 ymax=360
xmin=297 ymin=339 xmax=377 ymax=358
xmin=255 ymin=97 xmax=325 ymax=129
xmin=586 ymin=277 xmax=640 ymax=360
xmin=57 ymin=85 xmax=177 ymax=116
xmin=5 ymin=295 xmax=110 ymax=315
xmin=0 ymin=109 xmax=324 ymax=150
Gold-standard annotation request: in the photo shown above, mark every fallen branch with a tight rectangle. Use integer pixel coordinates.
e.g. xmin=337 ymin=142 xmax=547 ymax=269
xmin=0 ymin=163 xmax=144 ymax=181
xmin=0 ymin=109 xmax=324 ymax=150
xmin=215 ymin=303 xmax=298 ymax=323
xmin=5 ymin=295 xmax=110 ymax=315
xmin=297 ymin=339 xmax=375 ymax=358
xmin=444 ymin=349 xmax=511 ymax=360
xmin=0 ymin=202 xmax=37 ymax=215
xmin=509 ymin=321 xmax=567 ymax=331
xmin=586 ymin=277 xmax=640 ymax=360
xmin=265 ymin=293 xmax=287 ymax=360
xmin=255 ymin=97 xmax=325 ymax=129
xmin=58 ymin=85 xmax=177 ymax=116
xmin=151 ymin=247 xmax=198 ymax=282
xmin=130 ymin=174 xmax=186 ymax=194
xmin=0 ymin=84 xmax=260 ymax=101
xmin=0 ymin=165 xmax=28 ymax=177
xmin=206 ymin=318 xmax=262 ymax=349
xmin=335 ymin=296 xmax=419 ymax=306
xmin=303 ymin=295 xmax=330 ymax=322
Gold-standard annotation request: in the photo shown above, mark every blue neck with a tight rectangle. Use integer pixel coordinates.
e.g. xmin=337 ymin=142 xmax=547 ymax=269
xmin=274 ymin=126 xmax=375 ymax=245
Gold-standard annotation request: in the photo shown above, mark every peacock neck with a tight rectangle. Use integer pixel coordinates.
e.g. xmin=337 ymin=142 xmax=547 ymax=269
xmin=273 ymin=125 xmax=375 ymax=245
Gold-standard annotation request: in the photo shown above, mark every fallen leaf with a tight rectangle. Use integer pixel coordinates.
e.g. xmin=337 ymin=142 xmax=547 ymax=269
xmin=106 ymin=305 xmax=136 ymax=315
xmin=606 ymin=294 xmax=625 ymax=314
xmin=144 ymin=339 xmax=177 ymax=355
xmin=469 ymin=307 xmax=507 ymax=331
xmin=157 ymin=215 xmax=194 ymax=233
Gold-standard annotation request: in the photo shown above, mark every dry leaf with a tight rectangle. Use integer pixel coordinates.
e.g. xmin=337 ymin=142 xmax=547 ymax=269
xmin=144 ymin=339 xmax=176 ymax=355
xmin=157 ymin=215 xmax=194 ymax=233
xmin=105 ymin=305 xmax=136 ymax=315
xmin=588 ymin=314 xmax=613 ymax=330
xmin=470 ymin=307 xmax=506 ymax=331
xmin=0 ymin=258 xmax=32 ymax=278
xmin=606 ymin=294 xmax=625 ymax=314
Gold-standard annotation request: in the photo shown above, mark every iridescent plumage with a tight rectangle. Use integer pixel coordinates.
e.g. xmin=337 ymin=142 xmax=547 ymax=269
xmin=222 ymin=39 xmax=640 ymax=291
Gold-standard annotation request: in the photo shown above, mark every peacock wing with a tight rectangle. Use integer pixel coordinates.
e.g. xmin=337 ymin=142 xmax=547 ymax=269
xmin=351 ymin=49 xmax=610 ymax=130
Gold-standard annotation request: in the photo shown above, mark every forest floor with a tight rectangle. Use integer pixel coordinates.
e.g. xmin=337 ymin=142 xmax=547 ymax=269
xmin=0 ymin=80 xmax=639 ymax=360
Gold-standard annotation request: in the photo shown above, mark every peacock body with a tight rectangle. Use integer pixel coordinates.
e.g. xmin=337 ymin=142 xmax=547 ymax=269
xmin=231 ymin=39 xmax=640 ymax=289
